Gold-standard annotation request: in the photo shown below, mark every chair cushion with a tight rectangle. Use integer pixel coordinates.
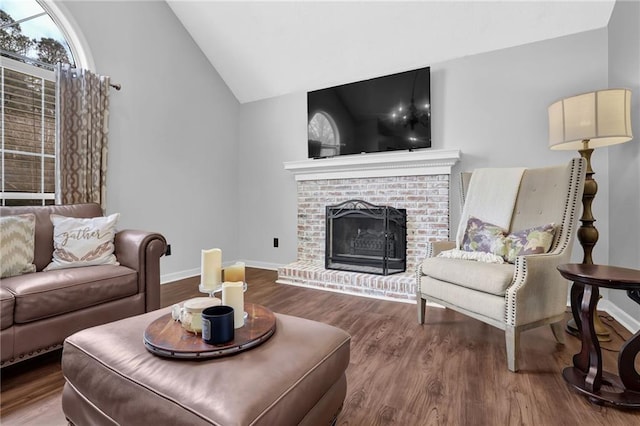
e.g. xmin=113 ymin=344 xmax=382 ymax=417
xmin=3 ymin=265 xmax=137 ymax=323
xmin=420 ymin=275 xmax=506 ymax=322
xmin=421 ymin=257 xmax=515 ymax=296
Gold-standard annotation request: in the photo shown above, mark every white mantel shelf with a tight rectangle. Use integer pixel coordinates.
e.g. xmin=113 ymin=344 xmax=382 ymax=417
xmin=283 ymin=149 xmax=461 ymax=181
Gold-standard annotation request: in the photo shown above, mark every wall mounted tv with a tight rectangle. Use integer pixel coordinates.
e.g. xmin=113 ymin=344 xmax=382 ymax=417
xmin=307 ymin=66 xmax=431 ymax=159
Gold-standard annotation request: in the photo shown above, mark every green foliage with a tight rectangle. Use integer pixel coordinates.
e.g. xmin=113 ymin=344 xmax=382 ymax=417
xmin=35 ymin=37 xmax=70 ymax=65
xmin=0 ymin=9 xmax=71 ymax=66
xmin=0 ymin=10 xmax=33 ymax=56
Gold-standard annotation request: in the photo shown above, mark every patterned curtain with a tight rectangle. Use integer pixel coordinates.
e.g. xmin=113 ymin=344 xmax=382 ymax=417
xmin=55 ymin=64 xmax=111 ymax=210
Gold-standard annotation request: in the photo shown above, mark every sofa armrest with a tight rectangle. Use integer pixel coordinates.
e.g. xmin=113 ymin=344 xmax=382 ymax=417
xmin=114 ymin=230 xmax=167 ymax=312
xmin=425 ymin=240 xmax=456 ymax=258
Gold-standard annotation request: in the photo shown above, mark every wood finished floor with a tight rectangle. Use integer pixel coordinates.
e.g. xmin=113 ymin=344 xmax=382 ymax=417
xmin=1 ymin=268 xmax=638 ymax=425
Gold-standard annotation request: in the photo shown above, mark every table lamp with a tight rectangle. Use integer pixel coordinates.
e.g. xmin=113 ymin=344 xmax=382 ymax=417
xmin=548 ymin=88 xmax=633 ymax=340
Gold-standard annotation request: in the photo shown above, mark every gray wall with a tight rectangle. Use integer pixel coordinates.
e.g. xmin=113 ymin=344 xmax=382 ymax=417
xmin=61 ymin=1 xmax=241 ymax=281
xmin=57 ymin=1 xmax=637 ymax=324
xmin=236 ymin=94 xmax=303 ymax=268
xmin=608 ymin=0 xmax=640 ymax=317
xmin=237 ymin=29 xmax=609 ymax=270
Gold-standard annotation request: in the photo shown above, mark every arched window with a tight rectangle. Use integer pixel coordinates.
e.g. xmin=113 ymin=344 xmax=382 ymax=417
xmin=308 ymin=111 xmax=340 ymax=158
xmin=1 ymin=0 xmax=90 ymax=206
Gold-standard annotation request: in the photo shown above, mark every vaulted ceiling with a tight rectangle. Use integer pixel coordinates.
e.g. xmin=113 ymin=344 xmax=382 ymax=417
xmin=167 ymin=1 xmax=616 ymax=104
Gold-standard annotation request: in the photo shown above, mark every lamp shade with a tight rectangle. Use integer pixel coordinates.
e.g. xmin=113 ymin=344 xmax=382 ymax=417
xmin=548 ymin=88 xmax=633 ymax=150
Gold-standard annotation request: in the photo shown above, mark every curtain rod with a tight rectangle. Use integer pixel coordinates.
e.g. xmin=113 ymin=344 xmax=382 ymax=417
xmin=110 ymin=82 xmax=121 ymax=91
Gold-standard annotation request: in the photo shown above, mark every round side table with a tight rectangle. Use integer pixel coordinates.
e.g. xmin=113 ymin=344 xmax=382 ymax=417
xmin=557 ymin=263 xmax=640 ymax=408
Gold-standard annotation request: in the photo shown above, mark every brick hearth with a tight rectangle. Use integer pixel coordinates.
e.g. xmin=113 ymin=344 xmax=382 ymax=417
xmin=278 ymin=150 xmax=460 ymax=302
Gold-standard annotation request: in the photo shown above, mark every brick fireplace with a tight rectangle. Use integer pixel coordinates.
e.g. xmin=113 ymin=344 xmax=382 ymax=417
xmin=278 ymin=149 xmax=460 ymax=302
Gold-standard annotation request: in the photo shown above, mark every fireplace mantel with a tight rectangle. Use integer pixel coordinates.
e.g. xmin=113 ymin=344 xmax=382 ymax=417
xmin=283 ymin=149 xmax=461 ymax=181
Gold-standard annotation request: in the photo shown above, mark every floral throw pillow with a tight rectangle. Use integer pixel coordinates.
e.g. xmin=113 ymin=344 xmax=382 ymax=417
xmin=504 ymin=223 xmax=556 ymax=263
xmin=461 ymin=217 xmax=508 ymax=258
xmin=44 ymin=213 xmax=120 ymax=271
xmin=461 ymin=217 xmax=556 ymax=264
xmin=0 ymin=214 xmax=37 ymax=278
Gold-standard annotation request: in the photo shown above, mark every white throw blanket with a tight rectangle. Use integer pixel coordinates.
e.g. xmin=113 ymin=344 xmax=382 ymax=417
xmin=456 ymin=167 xmax=526 ymax=248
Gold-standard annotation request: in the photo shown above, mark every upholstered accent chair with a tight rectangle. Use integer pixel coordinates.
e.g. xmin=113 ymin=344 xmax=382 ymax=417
xmin=417 ymin=158 xmax=586 ymax=372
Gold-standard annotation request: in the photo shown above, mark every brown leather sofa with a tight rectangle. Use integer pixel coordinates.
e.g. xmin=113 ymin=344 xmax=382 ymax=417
xmin=0 ymin=203 xmax=166 ymax=367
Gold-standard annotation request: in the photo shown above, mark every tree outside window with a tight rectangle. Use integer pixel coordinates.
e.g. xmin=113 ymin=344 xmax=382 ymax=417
xmin=1 ymin=0 xmax=75 ymax=206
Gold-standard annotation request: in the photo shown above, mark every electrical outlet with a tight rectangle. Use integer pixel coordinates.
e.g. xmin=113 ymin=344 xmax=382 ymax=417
xmin=165 ymin=244 xmax=172 ymax=256
xmin=273 ymin=238 xmax=279 ymax=248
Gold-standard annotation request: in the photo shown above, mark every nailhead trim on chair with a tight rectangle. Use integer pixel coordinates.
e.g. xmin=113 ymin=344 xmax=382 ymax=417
xmin=504 ymin=158 xmax=585 ymax=326
xmin=554 ymin=158 xmax=585 ymax=255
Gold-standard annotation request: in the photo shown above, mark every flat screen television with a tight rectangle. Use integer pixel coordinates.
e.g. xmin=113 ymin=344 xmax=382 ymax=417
xmin=307 ymin=66 xmax=431 ymax=159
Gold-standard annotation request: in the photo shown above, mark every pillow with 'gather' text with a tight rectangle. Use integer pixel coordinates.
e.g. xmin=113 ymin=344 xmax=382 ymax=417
xmin=44 ymin=213 xmax=120 ymax=271
xmin=0 ymin=214 xmax=37 ymax=278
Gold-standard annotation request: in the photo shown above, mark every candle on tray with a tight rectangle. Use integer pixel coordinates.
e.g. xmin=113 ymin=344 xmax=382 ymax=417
xmin=224 ymin=262 xmax=245 ymax=283
xmin=222 ymin=281 xmax=244 ymax=328
xmin=201 ymin=248 xmax=222 ymax=290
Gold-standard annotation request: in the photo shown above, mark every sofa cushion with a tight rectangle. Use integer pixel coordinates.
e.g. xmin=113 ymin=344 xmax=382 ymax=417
xmin=421 ymin=257 xmax=515 ymax=296
xmin=0 ymin=214 xmax=37 ymax=278
xmin=0 ymin=287 xmax=15 ymax=330
xmin=45 ymin=213 xmax=120 ymax=271
xmin=3 ymin=265 xmax=137 ymax=324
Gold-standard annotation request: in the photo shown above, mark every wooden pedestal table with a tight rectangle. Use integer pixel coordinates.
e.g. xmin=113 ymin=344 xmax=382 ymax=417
xmin=558 ymin=263 xmax=640 ymax=408
xmin=144 ymin=303 xmax=275 ymax=359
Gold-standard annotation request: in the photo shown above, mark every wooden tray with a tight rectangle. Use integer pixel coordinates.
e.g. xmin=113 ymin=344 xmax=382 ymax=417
xmin=144 ymin=303 xmax=276 ymax=359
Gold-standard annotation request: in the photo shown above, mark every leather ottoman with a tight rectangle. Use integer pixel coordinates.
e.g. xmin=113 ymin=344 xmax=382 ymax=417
xmin=61 ymin=307 xmax=350 ymax=426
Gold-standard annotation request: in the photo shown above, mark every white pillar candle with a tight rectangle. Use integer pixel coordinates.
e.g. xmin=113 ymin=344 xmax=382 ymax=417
xmin=224 ymin=262 xmax=245 ymax=283
xmin=222 ymin=281 xmax=244 ymax=328
xmin=201 ymin=248 xmax=222 ymax=289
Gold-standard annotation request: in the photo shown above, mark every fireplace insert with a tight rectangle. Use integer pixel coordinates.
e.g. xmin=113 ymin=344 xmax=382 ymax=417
xmin=325 ymin=200 xmax=407 ymax=275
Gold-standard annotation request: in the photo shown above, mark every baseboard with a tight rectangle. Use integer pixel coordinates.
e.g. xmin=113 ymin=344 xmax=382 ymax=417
xmin=599 ymin=299 xmax=640 ymax=334
xmin=161 ymin=261 xmax=282 ymax=284
xmin=161 ymin=268 xmax=200 ymax=285
xmin=240 ymin=260 xmax=281 ymax=271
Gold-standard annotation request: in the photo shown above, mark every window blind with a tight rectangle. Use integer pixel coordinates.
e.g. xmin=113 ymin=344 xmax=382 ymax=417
xmin=1 ymin=56 xmax=56 ymax=206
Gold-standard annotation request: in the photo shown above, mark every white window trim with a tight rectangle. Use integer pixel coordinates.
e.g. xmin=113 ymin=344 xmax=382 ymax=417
xmin=38 ymin=0 xmax=94 ymax=70
xmin=309 ymin=111 xmax=341 ymax=156
xmin=0 ymin=56 xmax=54 ymax=79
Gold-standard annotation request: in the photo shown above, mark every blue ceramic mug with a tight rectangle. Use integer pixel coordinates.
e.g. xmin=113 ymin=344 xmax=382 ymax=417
xmin=201 ymin=305 xmax=234 ymax=345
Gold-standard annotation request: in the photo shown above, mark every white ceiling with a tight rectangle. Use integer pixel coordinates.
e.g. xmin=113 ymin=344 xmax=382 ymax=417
xmin=166 ymin=1 xmax=616 ymax=104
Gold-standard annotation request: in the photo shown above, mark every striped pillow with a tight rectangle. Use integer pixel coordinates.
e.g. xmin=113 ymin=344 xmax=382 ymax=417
xmin=0 ymin=214 xmax=37 ymax=278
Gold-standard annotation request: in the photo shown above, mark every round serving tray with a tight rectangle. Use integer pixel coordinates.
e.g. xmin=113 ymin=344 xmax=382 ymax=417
xmin=144 ymin=303 xmax=276 ymax=359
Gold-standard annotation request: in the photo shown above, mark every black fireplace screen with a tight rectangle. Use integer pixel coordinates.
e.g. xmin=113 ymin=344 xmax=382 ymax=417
xmin=325 ymin=200 xmax=407 ymax=275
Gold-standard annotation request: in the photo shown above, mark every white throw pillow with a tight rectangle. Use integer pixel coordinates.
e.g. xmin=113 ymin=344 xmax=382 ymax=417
xmin=437 ymin=248 xmax=506 ymax=264
xmin=44 ymin=213 xmax=120 ymax=271
xmin=0 ymin=214 xmax=37 ymax=278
